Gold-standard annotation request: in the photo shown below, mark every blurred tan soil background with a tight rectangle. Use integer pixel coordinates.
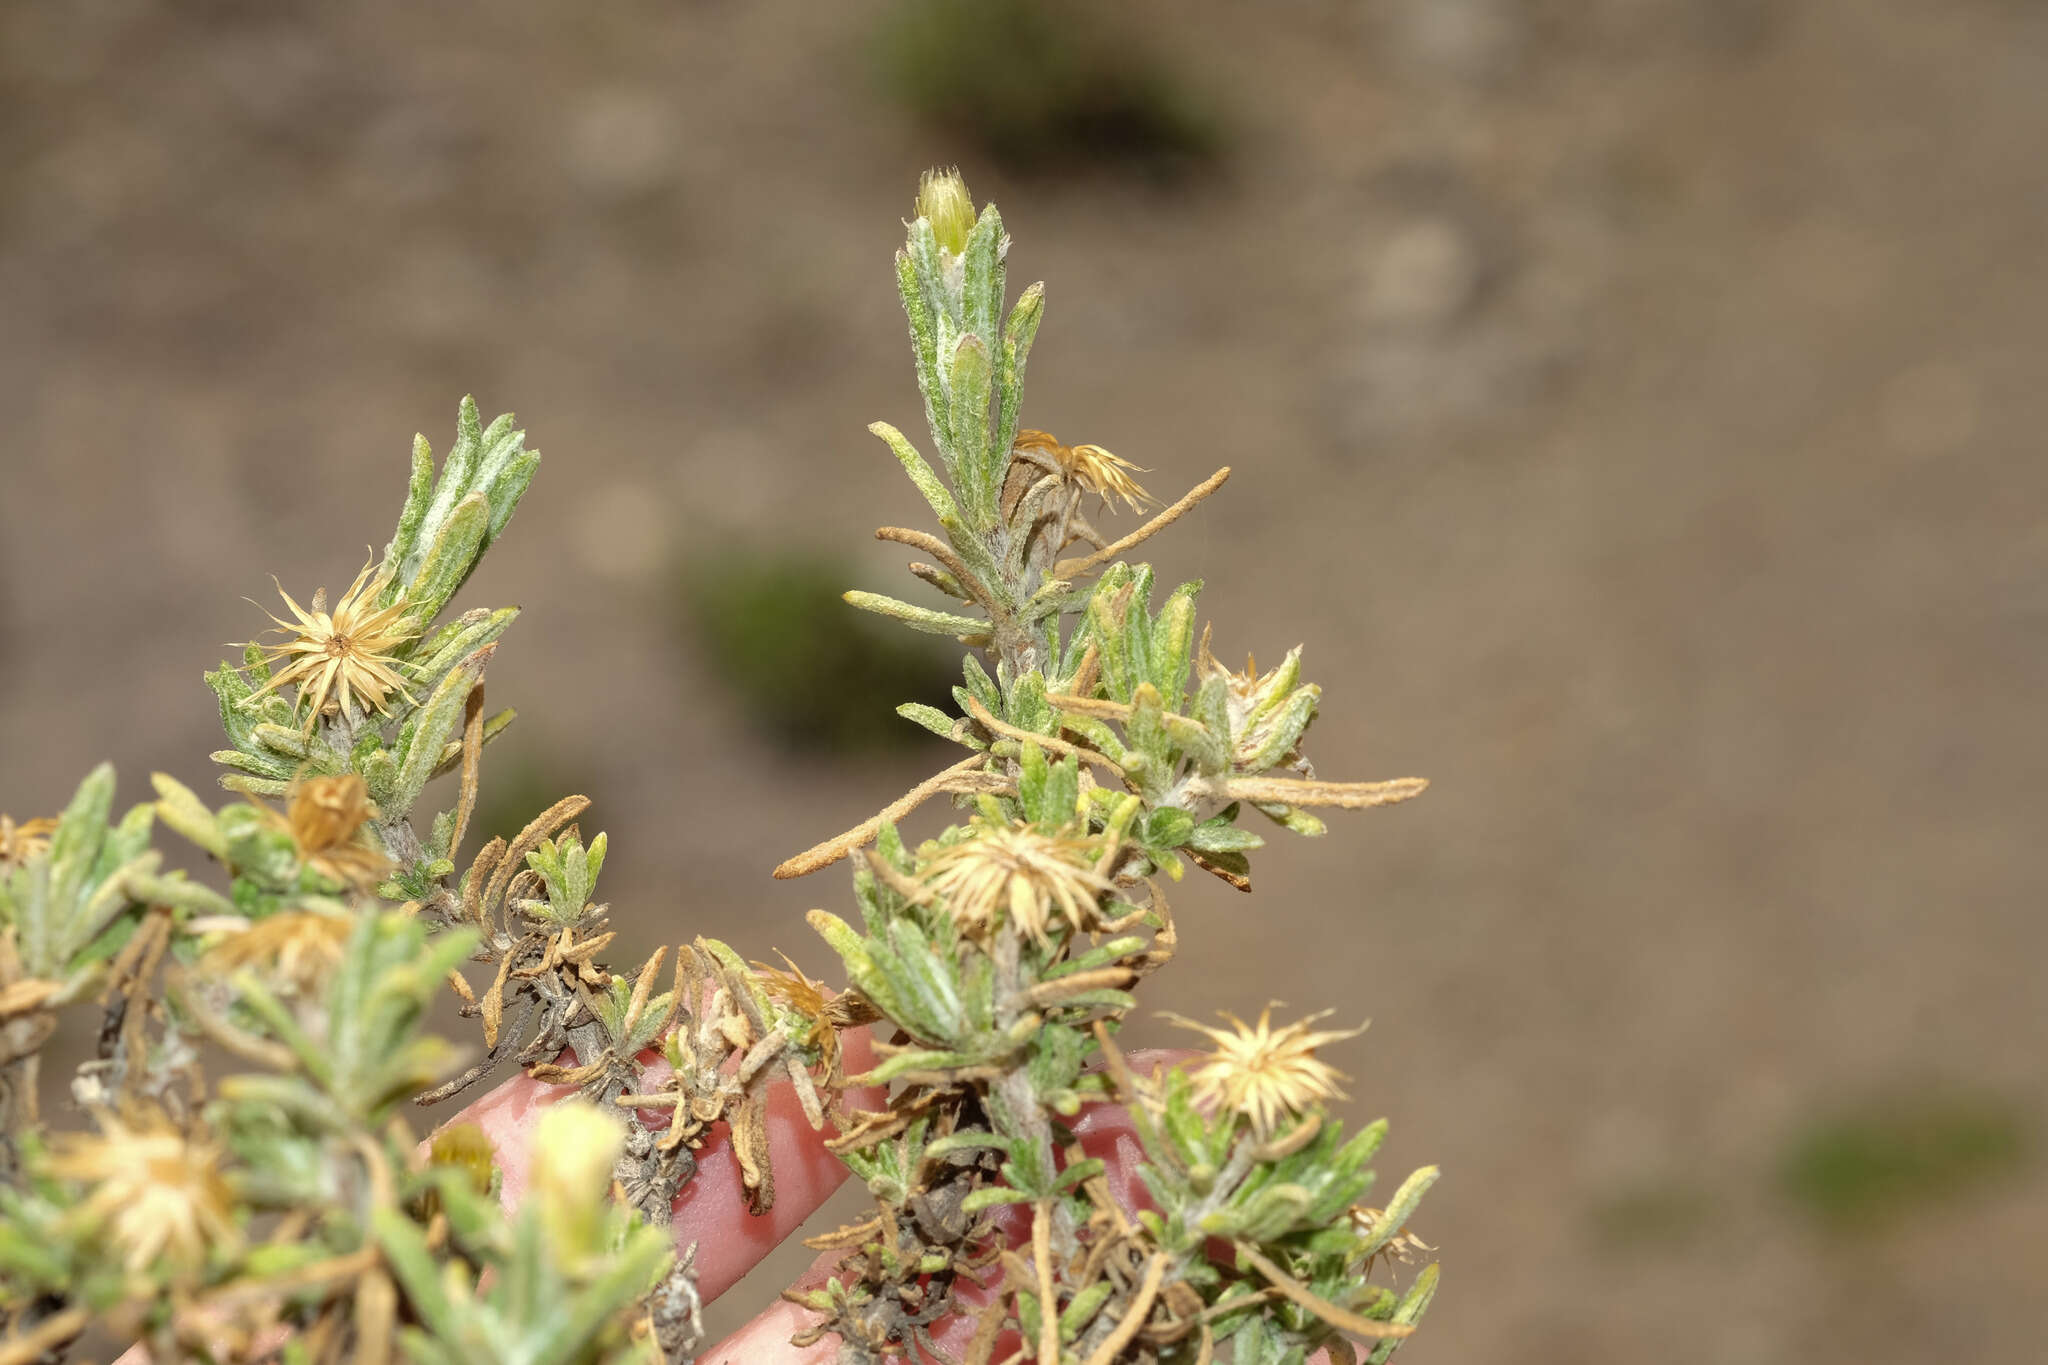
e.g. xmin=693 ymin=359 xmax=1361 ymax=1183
xmin=4 ymin=0 xmax=2046 ymax=1360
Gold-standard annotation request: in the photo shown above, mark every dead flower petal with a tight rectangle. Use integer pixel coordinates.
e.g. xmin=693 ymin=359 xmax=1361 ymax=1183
xmin=238 ymin=557 xmax=419 ymax=733
xmin=1164 ymin=1004 xmax=1364 ymax=1138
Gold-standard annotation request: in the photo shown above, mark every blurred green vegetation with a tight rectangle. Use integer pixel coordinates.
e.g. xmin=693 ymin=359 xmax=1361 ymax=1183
xmin=1778 ymin=1090 xmax=2033 ymax=1233
xmin=871 ymin=0 xmax=1223 ymax=181
xmin=682 ymin=547 xmax=958 ymax=757
xmin=1588 ymin=1180 xmax=1715 ymax=1255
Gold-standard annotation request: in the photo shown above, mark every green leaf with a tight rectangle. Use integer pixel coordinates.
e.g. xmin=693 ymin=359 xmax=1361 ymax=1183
xmin=378 ymin=432 xmax=437 ymax=599
xmin=897 ymin=251 xmax=950 ymax=449
xmin=946 ymin=334 xmax=995 ymax=528
xmin=1150 ymin=581 xmax=1202 ymax=709
xmin=1059 ymin=1279 xmax=1115 ymax=1341
xmin=844 ymin=590 xmax=990 ymax=640
xmin=1357 ymin=1166 xmax=1438 ymax=1261
xmin=1365 ymin=1263 xmax=1439 ymax=1365
xmin=961 ymin=203 xmax=1006 ymax=349
xmin=853 ymin=1046 xmax=984 ymax=1085
xmin=146 ymin=777 xmax=218 ymax=863
xmin=409 ymin=607 xmax=520 ymax=687
xmin=996 ymin=281 xmax=1043 ymax=464
xmin=1239 ymin=684 xmax=1322 ymax=773
xmin=389 ymin=645 xmax=492 ymax=819
xmin=897 ymin=702 xmax=969 ymax=745
xmin=960 ymin=1185 xmax=1034 ymax=1214
xmin=371 ymin=1204 xmax=461 ymax=1338
xmin=405 ymin=491 xmax=491 ymax=625
xmin=1186 ymin=809 xmax=1263 ymax=854
xmin=869 ymin=420 xmax=965 ymax=529
xmin=1144 ymin=806 xmax=1195 ymax=851
xmin=385 ymin=398 xmax=539 ymax=620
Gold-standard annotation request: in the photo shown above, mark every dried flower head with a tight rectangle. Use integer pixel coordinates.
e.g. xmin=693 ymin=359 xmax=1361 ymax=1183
xmin=0 ymin=813 xmax=57 ymax=868
xmin=277 ymin=773 xmax=391 ymax=890
xmin=240 ymin=557 xmax=419 ymax=733
xmin=43 ymin=1109 xmax=239 ymax=1274
xmin=915 ymin=166 xmax=977 ymax=256
xmin=1013 ymin=428 xmax=1153 ymax=515
xmin=1165 ymin=1005 xmax=1364 ymax=1137
xmin=202 ymin=909 xmax=355 ymax=991
xmin=1196 ymin=625 xmax=1315 ymax=771
xmin=920 ymin=823 xmax=1115 ymax=948
xmin=1350 ymin=1204 xmax=1436 ymax=1274
xmin=754 ymin=951 xmax=839 ymax=1075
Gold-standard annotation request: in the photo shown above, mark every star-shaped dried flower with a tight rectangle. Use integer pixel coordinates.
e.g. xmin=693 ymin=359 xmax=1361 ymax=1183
xmin=0 ymin=813 xmax=57 ymax=868
xmin=43 ymin=1109 xmax=240 ymax=1275
xmin=920 ymin=823 xmax=1116 ymax=948
xmin=1013 ymin=429 xmax=1154 ymax=515
xmin=1164 ymin=1004 xmax=1364 ymax=1138
xmin=239 ymin=557 xmax=419 ymax=733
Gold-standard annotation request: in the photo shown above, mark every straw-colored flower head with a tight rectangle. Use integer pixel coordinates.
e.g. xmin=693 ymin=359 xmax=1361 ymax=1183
xmin=0 ymin=814 xmax=57 ymax=869
xmin=915 ymin=166 xmax=977 ymax=256
xmin=1012 ymin=429 xmax=1153 ymax=515
xmin=920 ymin=824 xmax=1115 ymax=948
xmin=281 ymin=773 xmax=391 ymax=890
xmin=43 ymin=1110 xmax=239 ymax=1274
xmin=754 ymin=950 xmax=839 ymax=1075
xmin=1166 ymin=1005 xmax=1363 ymax=1137
xmin=239 ymin=557 xmax=419 ymax=733
xmin=203 ymin=909 xmax=355 ymax=991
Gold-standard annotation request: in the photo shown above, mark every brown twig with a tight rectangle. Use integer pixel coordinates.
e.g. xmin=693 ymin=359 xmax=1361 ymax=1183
xmin=1080 ymin=1252 xmax=1170 ymax=1365
xmin=1053 ymin=467 xmax=1231 ymax=581
xmin=1202 ymin=775 xmax=1430 ymax=809
xmin=773 ymin=756 xmax=1014 ymax=879
xmin=1233 ymin=1242 xmax=1414 ymax=1339
xmin=448 ymin=681 xmax=487 ymax=856
xmin=1033 ymin=1204 xmax=1060 ymax=1365
xmin=963 ymin=695 xmax=1127 ymax=779
xmin=878 ymin=526 xmax=1005 ymax=617
xmin=0 ymin=1308 xmax=87 ymax=1365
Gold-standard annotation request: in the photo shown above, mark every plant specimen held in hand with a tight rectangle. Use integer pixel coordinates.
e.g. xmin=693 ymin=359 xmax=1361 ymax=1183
xmin=0 ymin=169 xmax=1438 ymax=1365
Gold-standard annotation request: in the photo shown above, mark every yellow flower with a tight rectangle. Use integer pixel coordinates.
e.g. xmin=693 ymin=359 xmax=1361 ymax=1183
xmin=915 ymin=166 xmax=977 ymax=255
xmin=920 ymin=824 xmax=1115 ymax=948
xmin=43 ymin=1109 xmax=239 ymax=1275
xmin=278 ymin=774 xmax=391 ymax=890
xmin=0 ymin=814 xmax=57 ymax=868
xmin=1165 ymin=1005 xmax=1363 ymax=1137
xmin=240 ymin=557 xmax=419 ymax=732
xmin=1012 ymin=429 xmax=1153 ymax=514
xmin=203 ymin=908 xmax=355 ymax=991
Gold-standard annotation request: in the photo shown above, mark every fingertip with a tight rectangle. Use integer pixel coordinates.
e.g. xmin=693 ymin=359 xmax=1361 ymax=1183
xmin=436 ymin=1029 xmax=885 ymax=1303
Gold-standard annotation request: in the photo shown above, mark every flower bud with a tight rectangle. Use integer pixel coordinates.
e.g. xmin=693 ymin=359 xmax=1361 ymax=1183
xmin=915 ymin=167 xmax=976 ymax=255
xmin=530 ymin=1100 xmax=625 ymax=1268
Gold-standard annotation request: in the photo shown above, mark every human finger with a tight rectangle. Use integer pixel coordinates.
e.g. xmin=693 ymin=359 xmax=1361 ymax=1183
xmin=696 ymin=1049 xmax=1288 ymax=1365
xmin=450 ymin=1025 xmax=881 ymax=1303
